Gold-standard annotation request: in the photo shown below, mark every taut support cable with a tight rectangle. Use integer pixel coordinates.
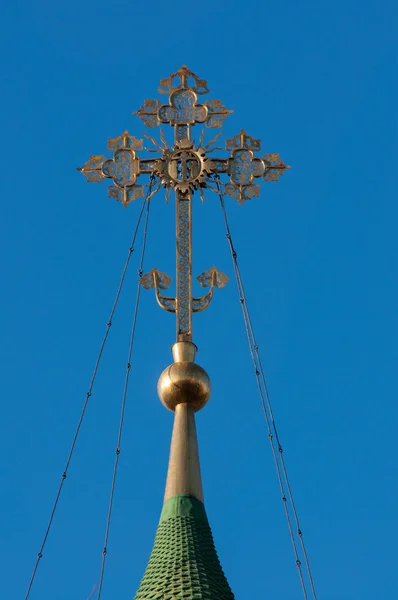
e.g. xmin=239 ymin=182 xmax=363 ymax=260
xmin=215 ymin=176 xmax=318 ymax=600
xmin=96 ymin=193 xmax=152 ymax=599
xmin=24 ymin=176 xmax=155 ymax=600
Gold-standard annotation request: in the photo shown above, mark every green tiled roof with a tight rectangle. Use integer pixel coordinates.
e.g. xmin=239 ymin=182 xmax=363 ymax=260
xmin=134 ymin=494 xmax=235 ymax=600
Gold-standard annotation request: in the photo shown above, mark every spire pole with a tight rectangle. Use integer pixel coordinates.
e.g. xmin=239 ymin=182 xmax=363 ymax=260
xmin=164 ymin=402 xmax=203 ymax=502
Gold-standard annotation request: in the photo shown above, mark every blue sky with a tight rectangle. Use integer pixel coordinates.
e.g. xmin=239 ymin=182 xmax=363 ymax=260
xmin=1 ymin=0 xmax=397 ymax=598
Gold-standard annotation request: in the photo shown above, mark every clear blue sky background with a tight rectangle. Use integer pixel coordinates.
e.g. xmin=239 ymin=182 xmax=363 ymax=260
xmin=1 ymin=1 xmax=397 ymax=598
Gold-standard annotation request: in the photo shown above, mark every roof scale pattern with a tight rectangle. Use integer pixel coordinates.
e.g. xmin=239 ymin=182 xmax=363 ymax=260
xmin=134 ymin=495 xmax=234 ymax=600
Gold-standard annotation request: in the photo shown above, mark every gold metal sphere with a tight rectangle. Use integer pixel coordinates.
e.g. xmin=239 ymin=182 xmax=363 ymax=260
xmin=157 ymin=361 xmax=211 ymax=412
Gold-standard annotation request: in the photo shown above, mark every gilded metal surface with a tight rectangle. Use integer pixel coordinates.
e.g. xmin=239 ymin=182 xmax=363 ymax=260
xmin=223 ymin=129 xmax=290 ymax=204
xmin=153 ymin=139 xmax=214 ymax=196
xmin=140 ymin=268 xmax=172 ymax=290
xmin=77 ymin=131 xmax=146 ymax=208
xmin=176 ymin=191 xmax=192 ymax=340
xmin=136 ymin=94 xmax=231 ymax=130
xmin=226 ymin=130 xmax=261 ymax=152
xmin=135 ymin=65 xmax=231 ymax=131
xmin=158 ymin=361 xmax=211 ymax=413
xmin=159 ymin=65 xmax=209 ymax=96
xmin=108 ymin=185 xmax=144 ymax=208
xmin=108 ymin=131 xmax=143 ymax=152
xmin=172 ymin=341 xmax=198 ymax=363
xmin=140 ymin=268 xmax=176 ymax=312
xmin=192 ymin=267 xmax=229 ymax=312
xmin=78 ymin=66 xmax=290 ymax=341
xmin=197 ymin=266 xmax=228 ymax=289
xmin=164 ymin=403 xmax=204 ymax=503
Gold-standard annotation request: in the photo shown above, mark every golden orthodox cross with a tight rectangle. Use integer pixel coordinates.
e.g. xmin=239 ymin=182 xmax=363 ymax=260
xmin=78 ymin=65 xmax=290 ymax=343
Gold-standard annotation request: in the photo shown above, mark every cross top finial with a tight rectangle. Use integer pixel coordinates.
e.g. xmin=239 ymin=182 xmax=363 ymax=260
xmin=158 ymin=65 xmax=210 ymax=96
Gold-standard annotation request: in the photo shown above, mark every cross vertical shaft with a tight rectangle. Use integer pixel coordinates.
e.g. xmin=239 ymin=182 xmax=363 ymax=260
xmin=176 ymin=190 xmax=193 ymax=341
xmin=174 ymin=117 xmax=193 ymax=342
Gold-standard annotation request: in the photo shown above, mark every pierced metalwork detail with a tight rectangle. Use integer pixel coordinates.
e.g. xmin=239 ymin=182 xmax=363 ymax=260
xmin=141 ymin=268 xmax=172 ymax=290
xmin=135 ymin=66 xmax=231 ymax=131
xmin=134 ymin=100 xmax=162 ymax=128
xmin=176 ymin=125 xmax=189 ymax=142
xmin=153 ymin=139 xmax=214 ymax=196
xmin=108 ymin=185 xmax=144 ymax=208
xmin=177 ymin=192 xmax=192 ymax=339
xmin=78 ymin=66 xmax=290 ymax=342
xmin=140 ymin=268 xmax=176 ymax=313
xmin=102 ymin=150 xmax=140 ymax=187
xmin=108 ymin=132 xmax=143 ymax=152
xmin=78 ymin=130 xmax=147 ymax=207
xmin=136 ymin=94 xmax=231 ymax=130
xmin=197 ymin=267 xmax=229 ymax=289
xmin=226 ymin=130 xmax=261 ymax=152
xmin=211 ymin=159 xmax=229 ymax=173
xmin=222 ymin=129 xmax=290 ymax=204
xmin=205 ymin=100 xmax=232 ymax=129
xmin=228 ymin=150 xmax=263 ymax=185
xmin=262 ymin=154 xmax=290 ymax=181
xmin=78 ymin=156 xmax=106 ymax=182
xmin=160 ymin=89 xmax=207 ymax=126
xmin=224 ymin=182 xmax=261 ymax=204
xmin=192 ymin=267 xmax=229 ymax=312
xmin=158 ymin=65 xmax=209 ymax=96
